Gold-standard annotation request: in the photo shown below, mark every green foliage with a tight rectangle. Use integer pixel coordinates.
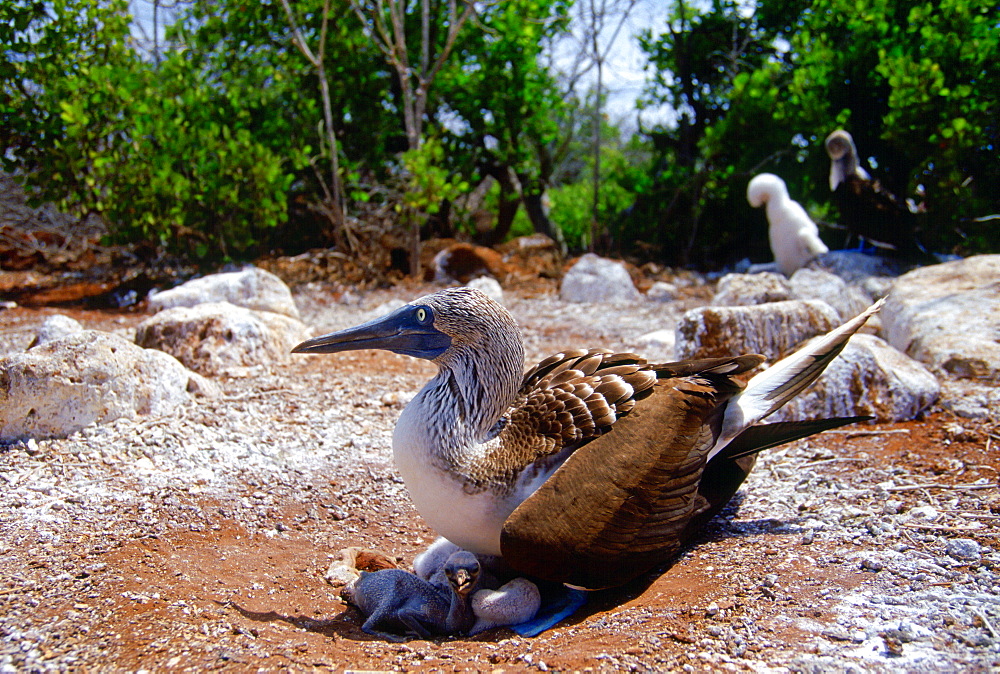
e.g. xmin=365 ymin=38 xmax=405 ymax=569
xmin=1 ymin=0 xmax=136 ymax=206
xmin=6 ymin=0 xmax=992 ymax=269
xmin=436 ymin=0 xmax=574 ymax=241
xmin=502 ymin=136 xmax=650 ymax=250
xmin=775 ymin=0 xmax=999 ymax=253
xmin=96 ymin=56 xmax=305 ymax=258
xmin=401 ymin=138 xmax=469 ymax=215
xmin=872 ymin=0 xmax=999 ymax=246
xmin=0 ymin=0 xmax=582 ymax=261
xmin=171 ymin=1 xmax=398 ymax=172
xmin=1 ymin=0 xmax=307 ymax=260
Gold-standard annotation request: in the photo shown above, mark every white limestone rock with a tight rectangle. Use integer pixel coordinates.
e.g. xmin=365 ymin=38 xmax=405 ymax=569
xmin=135 ymin=301 xmax=309 ymax=376
xmin=559 ymin=254 xmax=640 ymax=304
xmin=646 ymin=281 xmax=679 ymax=303
xmin=881 ymin=255 xmax=1000 ymax=379
xmin=0 ymin=330 xmax=193 ymax=441
xmin=937 ymin=378 xmax=1000 ymax=420
xmin=789 ymin=268 xmax=877 ymax=330
xmin=676 ymin=300 xmax=840 ymax=361
xmin=770 ymin=334 xmax=939 ymax=423
xmin=859 ymin=276 xmax=896 ymax=302
xmin=28 ymin=314 xmax=84 ymax=347
xmin=148 ymin=266 xmax=300 ymax=320
xmin=711 ymin=272 xmax=791 ymax=307
xmin=466 ymin=276 xmax=504 ymax=306
xmin=812 ymin=250 xmax=915 ymax=283
xmin=633 ymin=329 xmax=676 ymax=363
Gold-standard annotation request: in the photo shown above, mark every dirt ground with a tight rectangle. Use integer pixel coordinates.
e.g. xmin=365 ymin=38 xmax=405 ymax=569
xmin=1 ymin=282 xmax=999 ymax=672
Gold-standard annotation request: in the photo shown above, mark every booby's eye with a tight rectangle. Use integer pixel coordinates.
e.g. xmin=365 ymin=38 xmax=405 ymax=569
xmin=415 ymin=307 xmax=431 ymax=324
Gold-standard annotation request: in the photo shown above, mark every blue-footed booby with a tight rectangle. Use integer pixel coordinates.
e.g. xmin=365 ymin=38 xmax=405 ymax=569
xmin=747 ymin=173 xmax=829 ymax=276
xmin=294 ymin=287 xmax=880 ymax=590
xmin=825 ymin=129 xmax=929 ymax=259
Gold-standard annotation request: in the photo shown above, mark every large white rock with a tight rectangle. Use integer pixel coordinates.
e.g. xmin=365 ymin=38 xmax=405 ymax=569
xmin=559 ymin=254 xmax=641 ymax=304
xmin=646 ymin=281 xmax=679 ymax=303
xmin=466 ymin=276 xmax=504 ymax=306
xmin=676 ymin=300 xmax=840 ymax=360
xmin=0 ymin=331 xmax=194 ymax=441
xmin=812 ymin=250 xmax=914 ymax=283
xmin=28 ymin=314 xmax=84 ymax=347
xmin=711 ymin=272 xmax=791 ymax=307
xmin=148 ymin=267 xmax=300 ymax=320
xmin=135 ymin=301 xmax=309 ymax=376
xmin=789 ymin=268 xmax=877 ymax=328
xmin=881 ymin=255 xmax=1000 ymax=379
xmin=633 ymin=329 xmax=676 ymax=363
xmin=770 ymin=334 xmax=939 ymax=423
xmin=937 ymin=378 xmax=1000 ymax=420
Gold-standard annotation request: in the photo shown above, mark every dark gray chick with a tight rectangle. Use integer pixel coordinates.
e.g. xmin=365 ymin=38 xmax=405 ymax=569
xmin=343 ymin=551 xmax=482 ymax=640
xmin=427 ymin=550 xmax=483 ymax=635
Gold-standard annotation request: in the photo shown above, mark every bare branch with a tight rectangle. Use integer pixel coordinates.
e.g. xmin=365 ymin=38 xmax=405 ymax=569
xmin=279 ymin=0 xmax=345 ymax=223
xmin=278 ymin=0 xmax=321 ymax=67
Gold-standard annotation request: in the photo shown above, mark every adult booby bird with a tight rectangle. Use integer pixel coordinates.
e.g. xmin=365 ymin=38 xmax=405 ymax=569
xmin=747 ymin=173 xmax=829 ymax=276
xmin=824 ymin=129 xmax=928 ymax=258
xmin=294 ymin=287 xmax=879 ymax=590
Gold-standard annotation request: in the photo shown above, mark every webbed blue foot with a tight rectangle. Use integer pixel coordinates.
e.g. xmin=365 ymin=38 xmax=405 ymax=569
xmin=510 ymin=584 xmax=588 ymax=637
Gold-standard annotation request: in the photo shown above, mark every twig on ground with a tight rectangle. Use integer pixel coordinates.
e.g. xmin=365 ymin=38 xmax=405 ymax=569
xmin=974 ymin=608 xmax=999 ymax=639
xmin=824 ymin=429 xmax=910 ymax=436
xmin=884 ymin=482 xmax=998 ymax=492
xmin=801 ymin=457 xmax=868 ymax=468
xmin=902 ymin=522 xmax=992 ymax=533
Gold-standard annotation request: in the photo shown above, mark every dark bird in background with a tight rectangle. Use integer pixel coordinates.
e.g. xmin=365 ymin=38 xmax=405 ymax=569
xmin=294 ymin=288 xmax=880 ymax=600
xmin=825 ymin=129 xmax=931 ymax=259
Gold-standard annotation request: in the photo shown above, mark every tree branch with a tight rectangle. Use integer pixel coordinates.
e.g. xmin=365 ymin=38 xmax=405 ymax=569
xmin=278 ymin=0 xmax=321 ymax=68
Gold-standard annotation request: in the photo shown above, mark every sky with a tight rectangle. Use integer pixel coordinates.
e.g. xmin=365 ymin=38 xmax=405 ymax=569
xmin=551 ymin=0 xmax=673 ymax=131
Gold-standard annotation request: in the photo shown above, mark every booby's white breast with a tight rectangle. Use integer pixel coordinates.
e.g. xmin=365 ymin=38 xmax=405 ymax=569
xmin=393 ymin=399 xmax=522 ymax=556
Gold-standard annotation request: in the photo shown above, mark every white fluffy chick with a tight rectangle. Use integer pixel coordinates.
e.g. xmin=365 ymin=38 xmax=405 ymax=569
xmin=469 ymin=578 xmax=542 ymax=635
xmin=747 ymin=173 xmax=828 ymax=276
xmin=413 ymin=537 xmax=461 ymax=580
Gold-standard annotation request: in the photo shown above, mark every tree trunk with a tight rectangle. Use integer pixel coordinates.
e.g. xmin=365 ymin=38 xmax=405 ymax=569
xmin=522 ymin=191 xmax=566 ymax=252
xmin=476 ymin=166 xmax=520 ymax=247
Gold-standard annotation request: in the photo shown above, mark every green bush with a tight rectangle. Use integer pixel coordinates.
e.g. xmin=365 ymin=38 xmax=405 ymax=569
xmin=2 ymin=0 xmax=305 ymax=262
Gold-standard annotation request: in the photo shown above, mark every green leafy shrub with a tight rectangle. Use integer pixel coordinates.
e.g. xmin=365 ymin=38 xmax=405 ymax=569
xmin=2 ymin=0 xmax=305 ymax=261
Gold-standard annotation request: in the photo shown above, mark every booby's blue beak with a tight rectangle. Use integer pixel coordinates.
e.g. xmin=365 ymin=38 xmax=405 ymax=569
xmin=291 ymin=303 xmax=452 ymax=360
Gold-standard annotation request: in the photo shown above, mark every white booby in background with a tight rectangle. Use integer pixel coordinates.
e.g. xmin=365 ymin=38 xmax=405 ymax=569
xmin=747 ymin=173 xmax=829 ymax=275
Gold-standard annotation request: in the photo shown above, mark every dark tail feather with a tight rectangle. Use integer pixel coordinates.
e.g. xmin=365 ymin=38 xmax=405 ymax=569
xmin=722 ymin=416 xmax=873 ymax=461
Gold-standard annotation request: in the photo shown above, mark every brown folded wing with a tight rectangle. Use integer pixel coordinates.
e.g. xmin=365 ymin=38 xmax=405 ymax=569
xmin=497 ymin=353 xmax=764 ymax=589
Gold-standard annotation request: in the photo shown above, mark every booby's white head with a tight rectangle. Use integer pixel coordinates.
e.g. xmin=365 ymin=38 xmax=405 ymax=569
xmin=747 ymin=173 xmax=828 ymax=276
xmin=825 ymin=129 xmax=870 ymax=191
xmin=746 ymin=173 xmax=788 ymax=208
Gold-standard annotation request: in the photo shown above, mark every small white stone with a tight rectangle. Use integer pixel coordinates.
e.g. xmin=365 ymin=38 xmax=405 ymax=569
xmin=907 ymin=505 xmax=939 ymax=520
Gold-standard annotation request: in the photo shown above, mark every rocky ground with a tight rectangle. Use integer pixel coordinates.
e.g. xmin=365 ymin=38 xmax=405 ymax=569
xmin=1 ymin=278 xmax=999 ymax=672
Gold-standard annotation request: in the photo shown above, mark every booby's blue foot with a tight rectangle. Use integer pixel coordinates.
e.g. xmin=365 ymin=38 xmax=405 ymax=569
xmin=848 ymin=239 xmax=880 ymax=255
xmin=510 ymin=586 xmax=588 ymax=637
